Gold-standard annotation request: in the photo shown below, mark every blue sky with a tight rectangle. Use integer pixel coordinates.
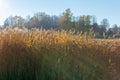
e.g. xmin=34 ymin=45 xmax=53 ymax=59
xmin=0 ymin=0 xmax=120 ymax=26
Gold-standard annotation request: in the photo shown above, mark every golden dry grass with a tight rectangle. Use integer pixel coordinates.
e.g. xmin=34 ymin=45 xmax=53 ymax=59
xmin=0 ymin=28 xmax=119 ymax=80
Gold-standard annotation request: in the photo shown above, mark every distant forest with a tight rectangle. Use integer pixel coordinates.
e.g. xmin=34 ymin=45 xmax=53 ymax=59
xmin=1 ymin=8 xmax=120 ymax=38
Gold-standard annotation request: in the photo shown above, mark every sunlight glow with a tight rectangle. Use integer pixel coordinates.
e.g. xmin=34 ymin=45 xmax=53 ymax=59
xmin=0 ymin=0 xmax=9 ymax=25
xmin=0 ymin=0 xmax=5 ymax=14
xmin=0 ymin=0 xmax=3 ymax=6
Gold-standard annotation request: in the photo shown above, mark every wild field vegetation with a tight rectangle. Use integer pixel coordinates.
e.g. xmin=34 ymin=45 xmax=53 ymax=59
xmin=0 ymin=28 xmax=119 ymax=80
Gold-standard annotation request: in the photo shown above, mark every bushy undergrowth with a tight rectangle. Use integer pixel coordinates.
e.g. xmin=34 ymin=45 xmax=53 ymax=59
xmin=0 ymin=28 xmax=119 ymax=80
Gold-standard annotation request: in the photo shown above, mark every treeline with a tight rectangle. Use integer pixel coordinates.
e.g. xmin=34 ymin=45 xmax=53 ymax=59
xmin=2 ymin=8 xmax=120 ymax=38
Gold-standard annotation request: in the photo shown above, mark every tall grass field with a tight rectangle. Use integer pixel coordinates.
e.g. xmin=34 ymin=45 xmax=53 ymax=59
xmin=0 ymin=28 xmax=119 ymax=80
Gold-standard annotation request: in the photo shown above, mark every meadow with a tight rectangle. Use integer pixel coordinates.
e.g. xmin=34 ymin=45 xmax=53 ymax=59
xmin=0 ymin=28 xmax=119 ymax=80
